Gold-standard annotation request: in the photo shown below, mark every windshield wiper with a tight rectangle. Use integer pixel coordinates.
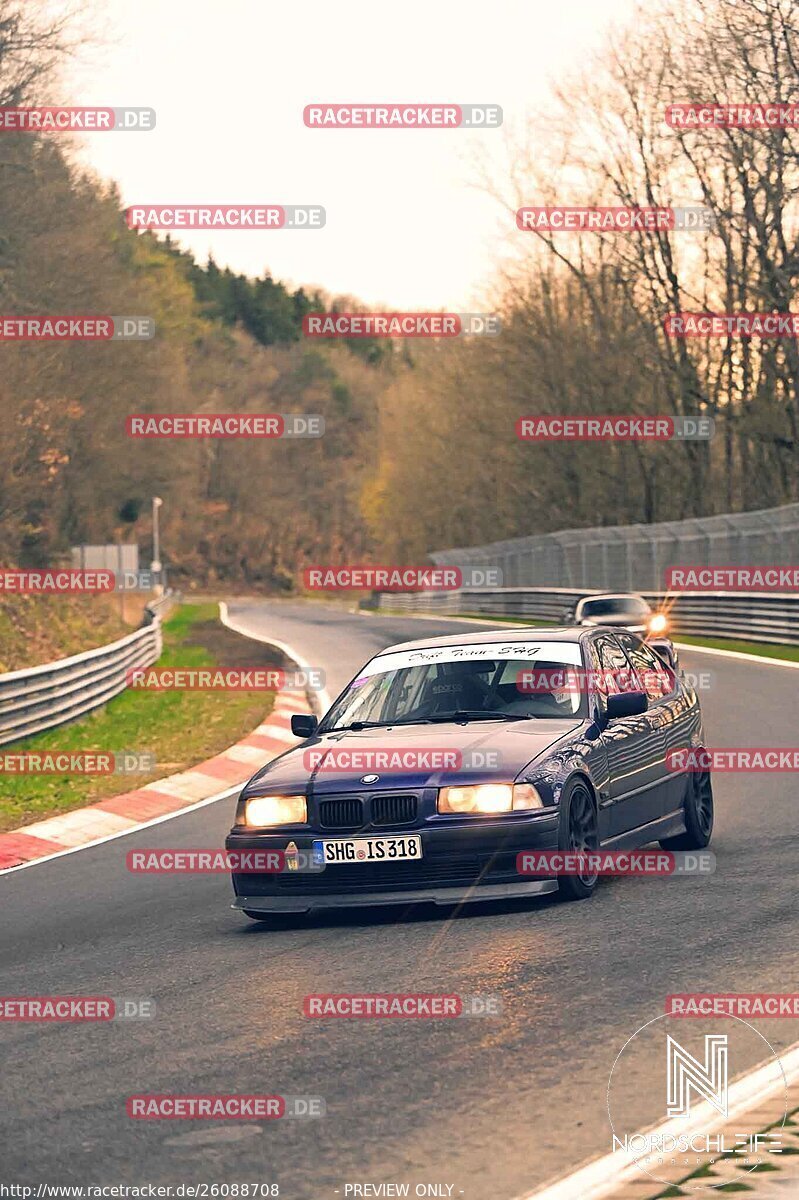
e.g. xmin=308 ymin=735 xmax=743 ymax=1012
xmin=323 ymin=711 xmax=536 ymax=732
xmin=323 ymin=716 xmax=454 ymax=733
xmin=423 ymin=709 xmax=532 ymax=723
xmin=322 ymin=720 xmax=395 ymax=732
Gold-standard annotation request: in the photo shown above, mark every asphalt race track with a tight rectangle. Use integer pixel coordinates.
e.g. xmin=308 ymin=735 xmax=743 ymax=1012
xmin=2 ymin=599 xmax=798 ymax=1199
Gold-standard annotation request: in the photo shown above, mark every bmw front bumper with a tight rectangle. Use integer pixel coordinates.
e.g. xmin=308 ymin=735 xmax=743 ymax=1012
xmin=226 ymin=810 xmax=560 ymax=913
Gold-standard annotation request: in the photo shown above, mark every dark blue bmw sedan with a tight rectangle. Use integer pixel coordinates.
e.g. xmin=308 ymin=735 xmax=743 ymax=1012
xmin=226 ymin=626 xmax=713 ymax=919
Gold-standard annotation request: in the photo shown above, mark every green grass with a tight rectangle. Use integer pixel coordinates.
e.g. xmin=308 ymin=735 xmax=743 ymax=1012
xmin=0 ymin=603 xmax=278 ymax=832
xmin=673 ymin=634 xmax=799 ymax=662
xmin=657 ymin=1104 xmax=799 ymax=1195
xmin=457 ymin=613 xmax=557 ymax=627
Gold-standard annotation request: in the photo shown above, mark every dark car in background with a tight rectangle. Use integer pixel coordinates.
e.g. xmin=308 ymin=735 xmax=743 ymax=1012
xmin=226 ymin=626 xmax=712 ymax=919
xmin=564 ymin=592 xmax=676 ymax=665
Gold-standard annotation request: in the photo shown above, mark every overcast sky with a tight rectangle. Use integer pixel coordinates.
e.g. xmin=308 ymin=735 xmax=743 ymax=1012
xmin=62 ymin=0 xmax=636 ymax=309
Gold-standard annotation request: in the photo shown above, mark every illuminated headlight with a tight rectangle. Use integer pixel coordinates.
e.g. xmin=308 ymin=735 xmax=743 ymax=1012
xmin=649 ymin=613 xmax=668 ymax=634
xmin=437 ymin=782 xmax=544 ymax=815
xmin=242 ymin=795 xmax=306 ymax=827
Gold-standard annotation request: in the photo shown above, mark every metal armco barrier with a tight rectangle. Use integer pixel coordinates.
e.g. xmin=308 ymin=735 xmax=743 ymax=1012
xmin=0 ymin=621 xmax=163 ymax=747
xmin=142 ymin=589 xmax=180 ymax=623
xmin=374 ymin=588 xmax=799 ymax=646
xmin=428 ymin=502 xmax=799 ymax=593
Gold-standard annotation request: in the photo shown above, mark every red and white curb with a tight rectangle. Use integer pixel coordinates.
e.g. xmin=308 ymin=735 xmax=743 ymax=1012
xmin=0 ymin=687 xmax=311 ymax=874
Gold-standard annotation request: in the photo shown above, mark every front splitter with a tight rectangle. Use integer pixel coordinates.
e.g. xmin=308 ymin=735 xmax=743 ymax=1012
xmin=232 ymin=877 xmax=559 ymax=913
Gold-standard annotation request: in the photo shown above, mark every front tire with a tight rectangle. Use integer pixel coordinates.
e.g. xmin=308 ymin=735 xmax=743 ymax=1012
xmin=660 ymin=767 xmax=714 ymax=850
xmin=557 ymin=778 xmax=599 ymax=901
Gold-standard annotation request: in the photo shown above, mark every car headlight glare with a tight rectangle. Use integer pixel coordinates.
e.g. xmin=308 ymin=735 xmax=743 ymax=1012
xmin=243 ymin=794 xmax=306 ymax=827
xmin=437 ymin=782 xmax=544 ymax=815
xmin=648 ymin=613 xmax=668 ymax=634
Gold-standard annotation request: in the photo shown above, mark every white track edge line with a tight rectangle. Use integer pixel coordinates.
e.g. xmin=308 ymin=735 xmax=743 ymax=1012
xmin=219 ymin=601 xmax=333 ymax=712
xmin=518 ymin=1040 xmax=799 ymax=1200
xmin=672 ymin=640 xmax=799 ymax=669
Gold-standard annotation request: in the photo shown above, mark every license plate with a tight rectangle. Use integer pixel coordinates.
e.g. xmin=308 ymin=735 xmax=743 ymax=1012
xmin=312 ymin=835 xmax=423 ymax=865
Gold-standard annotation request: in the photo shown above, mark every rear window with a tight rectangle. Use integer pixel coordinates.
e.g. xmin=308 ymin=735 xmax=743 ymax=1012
xmin=580 ymin=597 xmax=650 ymax=618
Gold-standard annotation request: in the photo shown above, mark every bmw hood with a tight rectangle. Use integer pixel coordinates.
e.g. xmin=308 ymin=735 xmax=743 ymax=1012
xmin=241 ymin=719 xmax=583 ymax=796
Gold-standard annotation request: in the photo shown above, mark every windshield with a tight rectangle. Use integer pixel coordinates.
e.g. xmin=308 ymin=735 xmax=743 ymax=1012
xmin=580 ymin=597 xmax=650 ymax=618
xmin=320 ymin=641 xmax=588 ymax=730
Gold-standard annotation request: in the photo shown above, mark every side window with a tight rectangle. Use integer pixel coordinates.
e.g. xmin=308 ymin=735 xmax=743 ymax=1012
xmin=596 ymin=636 xmax=639 ymax=695
xmin=586 ymin=639 xmax=608 ymax=704
xmin=617 ymin=634 xmax=673 ymax=702
xmin=326 ymin=669 xmax=398 ymax=728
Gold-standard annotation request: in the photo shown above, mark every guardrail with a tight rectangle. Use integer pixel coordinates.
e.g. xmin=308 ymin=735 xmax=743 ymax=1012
xmin=142 ymin=589 xmax=180 ymax=624
xmin=372 ymin=587 xmax=799 ymax=646
xmin=0 ymin=609 xmax=167 ymax=747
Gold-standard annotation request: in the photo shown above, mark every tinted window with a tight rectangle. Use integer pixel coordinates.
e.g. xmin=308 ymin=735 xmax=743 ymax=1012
xmin=580 ymin=597 xmax=650 ymax=618
xmin=596 ymin=636 xmax=639 ymax=695
xmin=615 ymin=633 xmax=674 ymax=701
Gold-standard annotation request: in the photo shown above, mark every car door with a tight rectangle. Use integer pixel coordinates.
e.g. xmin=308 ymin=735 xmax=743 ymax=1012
xmin=618 ymin=633 xmax=696 ymax=821
xmin=594 ymin=633 xmax=667 ymax=837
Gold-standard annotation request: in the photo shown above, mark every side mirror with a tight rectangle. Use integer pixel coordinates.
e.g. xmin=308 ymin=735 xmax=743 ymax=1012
xmin=291 ymin=713 xmax=318 ymax=738
xmin=606 ymin=691 xmax=648 ymax=720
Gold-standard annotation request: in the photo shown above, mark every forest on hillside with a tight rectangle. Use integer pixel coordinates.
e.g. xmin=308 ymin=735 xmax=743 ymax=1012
xmin=1 ymin=0 xmax=797 ymax=585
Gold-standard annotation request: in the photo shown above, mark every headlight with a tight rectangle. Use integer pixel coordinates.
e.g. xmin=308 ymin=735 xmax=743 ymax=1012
xmin=649 ymin=613 xmax=668 ymax=634
xmin=437 ymin=782 xmax=544 ymax=814
xmin=242 ymin=795 xmax=306 ymax=827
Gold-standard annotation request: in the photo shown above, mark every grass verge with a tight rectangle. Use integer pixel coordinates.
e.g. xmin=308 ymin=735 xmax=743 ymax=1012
xmin=672 ymin=633 xmax=799 ymax=663
xmin=0 ymin=603 xmax=287 ymax=832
